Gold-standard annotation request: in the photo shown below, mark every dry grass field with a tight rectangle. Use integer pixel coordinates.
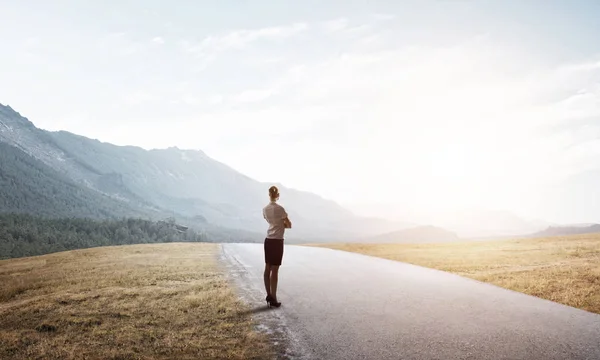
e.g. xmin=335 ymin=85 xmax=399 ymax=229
xmin=309 ymin=233 xmax=600 ymax=314
xmin=0 ymin=243 xmax=273 ymax=360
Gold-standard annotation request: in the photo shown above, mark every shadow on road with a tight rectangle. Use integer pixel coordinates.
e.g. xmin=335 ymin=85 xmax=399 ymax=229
xmin=238 ymin=305 xmax=274 ymax=316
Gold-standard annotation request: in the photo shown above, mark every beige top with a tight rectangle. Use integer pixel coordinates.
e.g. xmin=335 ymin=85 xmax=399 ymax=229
xmin=263 ymin=201 xmax=288 ymax=239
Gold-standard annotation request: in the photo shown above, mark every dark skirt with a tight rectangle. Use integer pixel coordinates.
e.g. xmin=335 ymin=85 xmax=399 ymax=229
xmin=264 ymin=238 xmax=284 ymax=266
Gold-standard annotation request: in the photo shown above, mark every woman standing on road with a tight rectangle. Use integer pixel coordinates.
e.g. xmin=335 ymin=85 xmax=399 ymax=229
xmin=262 ymin=185 xmax=292 ymax=308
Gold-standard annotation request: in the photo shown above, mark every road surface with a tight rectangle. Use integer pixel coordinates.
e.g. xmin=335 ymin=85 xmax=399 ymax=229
xmin=221 ymin=243 xmax=600 ymax=360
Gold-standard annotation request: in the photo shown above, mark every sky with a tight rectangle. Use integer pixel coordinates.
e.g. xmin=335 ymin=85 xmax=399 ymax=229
xmin=1 ymin=0 xmax=600 ymax=224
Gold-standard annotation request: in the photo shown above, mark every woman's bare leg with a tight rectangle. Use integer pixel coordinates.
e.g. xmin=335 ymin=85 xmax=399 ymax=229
xmin=264 ymin=264 xmax=272 ymax=297
xmin=270 ymin=265 xmax=280 ymax=301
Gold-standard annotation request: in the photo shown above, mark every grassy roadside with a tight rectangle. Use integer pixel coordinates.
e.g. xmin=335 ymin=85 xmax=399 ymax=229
xmin=0 ymin=243 xmax=274 ymax=360
xmin=308 ymin=234 xmax=600 ymax=315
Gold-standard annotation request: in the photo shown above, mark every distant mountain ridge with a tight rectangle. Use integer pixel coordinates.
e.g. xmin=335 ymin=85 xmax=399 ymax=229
xmin=530 ymin=224 xmax=600 ymax=238
xmin=359 ymin=225 xmax=459 ymax=244
xmin=0 ymin=102 xmax=407 ymax=240
xmin=346 ymin=202 xmax=551 ymax=239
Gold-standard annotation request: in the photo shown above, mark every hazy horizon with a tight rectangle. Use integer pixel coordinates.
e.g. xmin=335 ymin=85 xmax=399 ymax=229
xmin=2 ymin=0 xmax=600 ymax=226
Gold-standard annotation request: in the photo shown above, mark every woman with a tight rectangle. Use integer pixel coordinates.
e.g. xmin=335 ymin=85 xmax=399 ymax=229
xmin=262 ymin=185 xmax=292 ymax=308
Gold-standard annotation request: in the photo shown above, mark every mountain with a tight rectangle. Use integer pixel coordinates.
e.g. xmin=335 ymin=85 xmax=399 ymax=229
xmin=0 ymin=103 xmax=402 ymax=240
xmin=45 ymin=130 xmax=357 ymax=237
xmin=432 ymin=209 xmax=549 ymax=238
xmin=530 ymin=223 xmax=600 ymax=238
xmin=358 ymin=225 xmax=459 ymax=244
xmin=0 ymin=141 xmax=154 ymax=219
xmin=345 ymin=201 xmax=548 ymax=238
xmin=0 ymin=138 xmax=263 ymax=243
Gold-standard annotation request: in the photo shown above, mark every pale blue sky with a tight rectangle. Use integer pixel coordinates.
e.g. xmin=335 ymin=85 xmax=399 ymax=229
xmin=1 ymin=0 xmax=600 ymax=224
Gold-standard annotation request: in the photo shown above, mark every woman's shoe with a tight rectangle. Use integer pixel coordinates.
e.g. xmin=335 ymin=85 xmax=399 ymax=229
xmin=268 ymin=298 xmax=281 ymax=308
xmin=266 ymin=295 xmax=273 ymax=304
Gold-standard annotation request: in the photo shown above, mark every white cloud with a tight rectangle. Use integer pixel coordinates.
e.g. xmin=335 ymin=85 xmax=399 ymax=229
xmin=95 ymin=32 xmax=151 ymax=57
xmin=122 ymin=91 xmax=159 ymax=105
xmin=319 ymin=18 xmax=372 ymax=37
xmin=208 ymin=95 xmax=224 ymax=105
xmin=559 ymin=60 xmax=600 ymax=73
xmin=22 ymin=37 xmax=40 ymax=48
xmin=322 ymin=18 xmax=349 ymax=32
xmin=14 ymin=10 xmax=599 ymax=222
xmin=152 ymin=36 xmax=165 ymax=44
xmin=371 ymin=13 xmax=396 ymax=21
xmin=182 ymin=22 xmax=309 ymax=58
xmin=233 ymin=88 xmax=276 ymax=103
xmin=181 ymin=94 xmax=200 ymax=105
xmin=97 ymin=23 xmax=600 ymax=215
xmin=175 ymin=32 xmax=600 ymax=217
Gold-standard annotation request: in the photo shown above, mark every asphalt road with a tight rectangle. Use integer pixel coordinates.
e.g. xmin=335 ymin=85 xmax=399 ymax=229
xmin=221 ymin=243 xmax=600 ymax=360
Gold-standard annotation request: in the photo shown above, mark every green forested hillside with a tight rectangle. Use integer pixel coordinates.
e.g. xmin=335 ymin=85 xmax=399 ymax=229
xmin=0 ymin=214 xmax=206 ymax=259
xmin=0 ymin=141 xmax=263 ymax=252
xmin=0 ymin=142 xmax=156 ymax=220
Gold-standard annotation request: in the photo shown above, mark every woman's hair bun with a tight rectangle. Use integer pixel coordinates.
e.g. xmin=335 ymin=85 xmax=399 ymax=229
xmin=269 ymin=186 xmax=279 ymax=197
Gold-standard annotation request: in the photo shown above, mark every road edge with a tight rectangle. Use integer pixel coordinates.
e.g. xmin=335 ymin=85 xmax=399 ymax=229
xmin=219 ymin=243 xmax=313 ymax=360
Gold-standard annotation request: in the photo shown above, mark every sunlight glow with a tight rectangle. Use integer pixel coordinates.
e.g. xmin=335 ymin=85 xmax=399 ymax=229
xmin=2 ymin=1 xmax=600 ymax=224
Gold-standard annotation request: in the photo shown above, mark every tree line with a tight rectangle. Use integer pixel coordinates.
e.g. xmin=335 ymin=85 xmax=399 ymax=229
xmin=0 ymin=213 xmax=208 ymax=260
